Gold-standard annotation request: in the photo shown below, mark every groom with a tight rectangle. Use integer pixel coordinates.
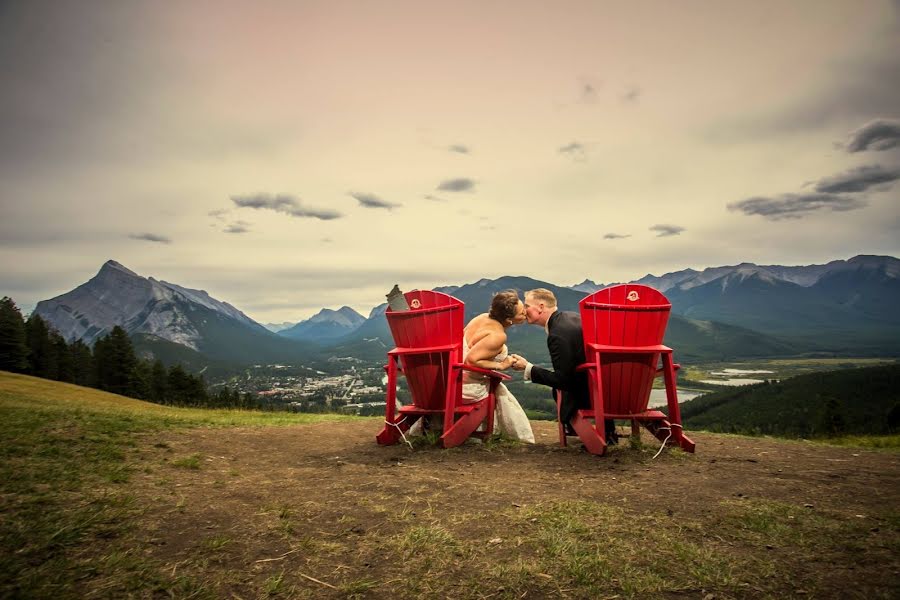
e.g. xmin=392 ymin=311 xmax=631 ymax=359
xmin=511 ymin=288 xmax=617 ymax=443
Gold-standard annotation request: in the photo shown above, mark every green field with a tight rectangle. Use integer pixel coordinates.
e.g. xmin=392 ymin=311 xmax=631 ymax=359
xmin=2 ymin=371 xmax=898 ymax=599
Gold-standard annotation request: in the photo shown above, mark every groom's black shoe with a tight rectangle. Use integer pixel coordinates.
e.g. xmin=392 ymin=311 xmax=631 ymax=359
xmin=604 ymin=420 xmax=619 ymax=445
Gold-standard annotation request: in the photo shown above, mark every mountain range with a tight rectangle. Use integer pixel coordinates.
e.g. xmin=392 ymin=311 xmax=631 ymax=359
xmin=277 ymin=306 xmax=365 ymax=341
xmin=29 ymin=255 xmax=900 ymax=369
xmin=33 ymin=261 xmax=311 ymax=365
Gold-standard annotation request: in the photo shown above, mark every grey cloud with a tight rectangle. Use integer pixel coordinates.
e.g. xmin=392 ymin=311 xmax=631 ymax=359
xmin=129 ymin=233 xmax=171 ymax=244
xmin=728 ymin=193 xmax=867 ymax=220
xmin=231 ymin=193 xmax=342 ymax=220
xmin=845 ymin=118 xmax=900 ymax=152
xmin=224 ymin=221 xmax=250 ymax=234
xmin=350 ymin=192 xmax=401 ymax=210
xmin=649 ymin=224 xmax=685 ymax=237
xmin=448 ymin=144 xmax=470 ymax=154
xmin=603 ymin=233 xmax=631 ymax=240
xmin=424 ymin=194 xmax=447 ymax=202
xmin=208 ymin=209 xmax=228 ymax=221
xmin=437 ymin=178 xmax=476 ymax=192
xmin=814 ymin=164 xmax=900 ymax=193
xmin=622 ymin=86 xmax=641 ymax=103
xmin=578 ymin=76 xmax=601 ymax=103
xmin=559 ymin=142 xmax=587 ymax=162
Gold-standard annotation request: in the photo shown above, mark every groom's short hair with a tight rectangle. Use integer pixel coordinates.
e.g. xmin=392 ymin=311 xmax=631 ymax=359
xmin=526 ymin=288 xmax=557 ymax=308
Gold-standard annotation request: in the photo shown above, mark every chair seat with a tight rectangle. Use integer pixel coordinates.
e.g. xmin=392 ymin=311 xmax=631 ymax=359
xmin=577 ymin=409 xmax=666 ymax=420
xmin=399 ymin=404 xmax=479 ymax=416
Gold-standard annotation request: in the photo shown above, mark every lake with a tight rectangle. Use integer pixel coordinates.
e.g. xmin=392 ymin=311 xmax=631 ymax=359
xmin=648 ymin=388 xmax=702 ymax=408
xmin=699 ymin=367 xmax=774 ymax=387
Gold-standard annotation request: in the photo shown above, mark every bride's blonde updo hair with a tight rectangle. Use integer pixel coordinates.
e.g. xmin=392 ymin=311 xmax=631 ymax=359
xmin=489 ymin=290 xmax=521 ymax=324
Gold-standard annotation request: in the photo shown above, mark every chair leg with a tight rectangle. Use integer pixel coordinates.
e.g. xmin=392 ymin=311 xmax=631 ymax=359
xmin=440 ymin=402 xmax=489 ymax=448
xmin=571 ymin=411 xmax=606 ymax=455
xmin=376 ymin=415 xmax=414 ymax=445
xmin=661 ymin=352 xmax=695 ymax=453
xmin=631 ymin=419 xmax=640 ymax=442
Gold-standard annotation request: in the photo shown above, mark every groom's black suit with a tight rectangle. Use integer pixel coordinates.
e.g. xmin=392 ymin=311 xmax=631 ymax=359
xmin=529 ymin=311 xmax=590 ymax=425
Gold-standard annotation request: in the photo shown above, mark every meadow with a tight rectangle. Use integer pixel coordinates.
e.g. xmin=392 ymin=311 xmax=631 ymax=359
xmin=1 ymin=371 xmax=898 ymax=599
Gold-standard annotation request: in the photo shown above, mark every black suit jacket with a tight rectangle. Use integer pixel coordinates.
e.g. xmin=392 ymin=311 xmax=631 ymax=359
xmin=529 ymin=310 xmax=590 ymax=424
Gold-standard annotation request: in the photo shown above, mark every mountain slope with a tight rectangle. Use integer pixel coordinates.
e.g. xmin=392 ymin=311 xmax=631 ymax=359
xmin=325 ymin=275 xmax=799 ymax=363
xmin=278 ymin=306 xmax=365 ymax=341
xmin=680 ymin=363 xmax=900 ymax=436
xmin=34 ymin=260 xmax=313 ymax=364
xmin=661 ymin=257 xmax=900 ymax=352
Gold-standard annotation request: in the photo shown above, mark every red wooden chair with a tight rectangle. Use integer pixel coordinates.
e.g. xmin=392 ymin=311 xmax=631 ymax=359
xmin=559 ymin=284 xmax=696 ymax=456
xmin=375 ymin=290 xmax=510 ymax=449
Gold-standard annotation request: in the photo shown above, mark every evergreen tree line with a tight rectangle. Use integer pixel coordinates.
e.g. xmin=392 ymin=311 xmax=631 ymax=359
xmin=0 ymin=296 xmax=249 ymax=408
xmin=678 ymin=363 xmax=900 ymax=438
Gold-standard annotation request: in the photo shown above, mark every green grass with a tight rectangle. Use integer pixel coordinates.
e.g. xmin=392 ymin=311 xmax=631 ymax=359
xmin=0 ymin=371 xmax=356 ymax=599
xmin=3 ymin=370 xmax=898 ymax=598
xmin=809 ymin=434 xmax=900 ymax=449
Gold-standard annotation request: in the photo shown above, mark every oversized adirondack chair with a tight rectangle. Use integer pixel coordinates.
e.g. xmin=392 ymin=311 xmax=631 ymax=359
xmin=375 ymin=290 xmax=510 ymax=449
xmin=559 ymin=284 xmax=696 ymax=456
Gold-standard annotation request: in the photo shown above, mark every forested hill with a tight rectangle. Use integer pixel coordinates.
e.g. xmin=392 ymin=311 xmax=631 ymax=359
xmin=680 ymin=363 xmax=900 ymax=437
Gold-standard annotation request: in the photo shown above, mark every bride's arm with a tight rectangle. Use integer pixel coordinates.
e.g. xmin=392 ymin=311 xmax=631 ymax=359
xmin=465 ymin=332 xmax=515 ymax=370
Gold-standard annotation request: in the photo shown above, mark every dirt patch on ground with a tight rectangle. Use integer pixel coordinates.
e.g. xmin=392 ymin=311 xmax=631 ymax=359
xmin=121 ymin=419 xmax=899 ymax=598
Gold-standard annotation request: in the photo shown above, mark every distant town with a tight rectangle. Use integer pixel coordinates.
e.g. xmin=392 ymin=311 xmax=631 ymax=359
xmin=210 ymin=359 xmax=389 ymax=415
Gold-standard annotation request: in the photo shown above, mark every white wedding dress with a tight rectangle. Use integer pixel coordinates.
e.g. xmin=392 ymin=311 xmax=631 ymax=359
xmin=405 ymin=338 xmax=535 ymax=443
xmin=460 ymin=336 xmax=535 ymax=443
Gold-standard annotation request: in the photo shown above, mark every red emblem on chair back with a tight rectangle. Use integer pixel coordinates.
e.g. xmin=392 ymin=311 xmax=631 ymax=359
xmin=385 ymin=290 xmax=464 ymax=410
xmin=580 ymin=284 xmax=672 ymax=415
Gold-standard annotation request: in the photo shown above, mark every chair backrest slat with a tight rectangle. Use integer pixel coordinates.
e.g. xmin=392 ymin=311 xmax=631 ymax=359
xmin=580 ymin=284 xmax=671 ymax=414
xmin=386 ymin=290 xmax=463 ymax=410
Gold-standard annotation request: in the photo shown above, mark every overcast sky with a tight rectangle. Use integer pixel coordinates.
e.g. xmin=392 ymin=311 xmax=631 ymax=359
xmin=2 ymin=0 xmax=899 ymax=323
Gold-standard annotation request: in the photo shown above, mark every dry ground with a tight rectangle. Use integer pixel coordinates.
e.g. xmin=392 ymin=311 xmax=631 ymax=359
xmin=109 ymin=419 xmax=900 ymax=599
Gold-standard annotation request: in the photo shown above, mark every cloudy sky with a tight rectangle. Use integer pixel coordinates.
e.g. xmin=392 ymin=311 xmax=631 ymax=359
xmin=2 ymin=0 xmax=899 ymax=323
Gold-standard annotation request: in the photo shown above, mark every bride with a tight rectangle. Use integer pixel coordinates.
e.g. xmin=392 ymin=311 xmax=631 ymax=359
xmin=460 ymin=290 xmax=535 ymax=443
xmin=407 ymin=290 xmax=535 ymax=443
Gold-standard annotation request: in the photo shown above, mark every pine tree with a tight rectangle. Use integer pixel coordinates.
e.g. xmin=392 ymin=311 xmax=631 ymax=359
xmin=51 ymin=331 xmax=74 ymax=383
xmin=93 ymin=326 xmax=139 ymax=397
xmin=150 ymin=360 xmax=168 ymax=404
xmin=70 ymin=340 xmax=94 ymax=386
xmin=167 ymin=364 xmax=192 ymax=405
xmin=0 ymin=296 xmax=28 ymax=372
xmin=25 ymin=314 xmax=57 ymax=379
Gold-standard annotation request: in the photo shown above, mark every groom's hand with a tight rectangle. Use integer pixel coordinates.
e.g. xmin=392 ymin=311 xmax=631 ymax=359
xmin=510 ymin=354 xmax=527 ymax=371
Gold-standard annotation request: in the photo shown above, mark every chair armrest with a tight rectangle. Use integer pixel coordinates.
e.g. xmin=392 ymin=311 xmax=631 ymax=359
xmin=575 ymin=362 xmax=598 ymax=372
xmin=587 ymin=343 xmax=672 ymax=354
xmin=388 ymin=343 xmax=460 ymax=356
xmin=453 ymin=363 xmax=512 ymax=381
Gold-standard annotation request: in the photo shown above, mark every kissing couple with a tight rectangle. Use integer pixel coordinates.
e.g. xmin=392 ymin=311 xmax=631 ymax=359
xmin=413 ymin=287 xmax=598 ymax=445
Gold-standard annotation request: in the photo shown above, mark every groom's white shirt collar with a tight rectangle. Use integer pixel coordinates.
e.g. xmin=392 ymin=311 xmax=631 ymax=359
xmin=524 ymin=310 xmax=556 ymax=380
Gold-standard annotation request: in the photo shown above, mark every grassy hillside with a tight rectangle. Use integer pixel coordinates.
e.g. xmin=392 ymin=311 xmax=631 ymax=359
xmin=681 ymin=363 xmax=900 ymax=437
xmin=0 ymin=372 xmax=355 ymax=598
xmin=3 ymin=372 xmax=898 ymax=599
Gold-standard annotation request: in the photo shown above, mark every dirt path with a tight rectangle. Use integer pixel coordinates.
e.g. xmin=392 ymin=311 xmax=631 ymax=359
xmin=122 ymin=419 xmax=899 ymax=598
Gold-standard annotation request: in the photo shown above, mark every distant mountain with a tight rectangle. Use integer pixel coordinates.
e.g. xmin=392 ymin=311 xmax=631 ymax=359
xmin=569 ymin=279 xmax=605 ymax=293
xmin=33 ymin=260 xmax=312 ymax=364
xmin=278 ymin=306 xmax=365 ymax=341
xmin=326 ymin=275 xmax=800 ymax=363
xmin=263 ymin=321 xmax=297 ymax=333
xmin=636 ymin=255 xmax=899 ymax=292
xmin=661 ymin=256 xmax=900 ymax=352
